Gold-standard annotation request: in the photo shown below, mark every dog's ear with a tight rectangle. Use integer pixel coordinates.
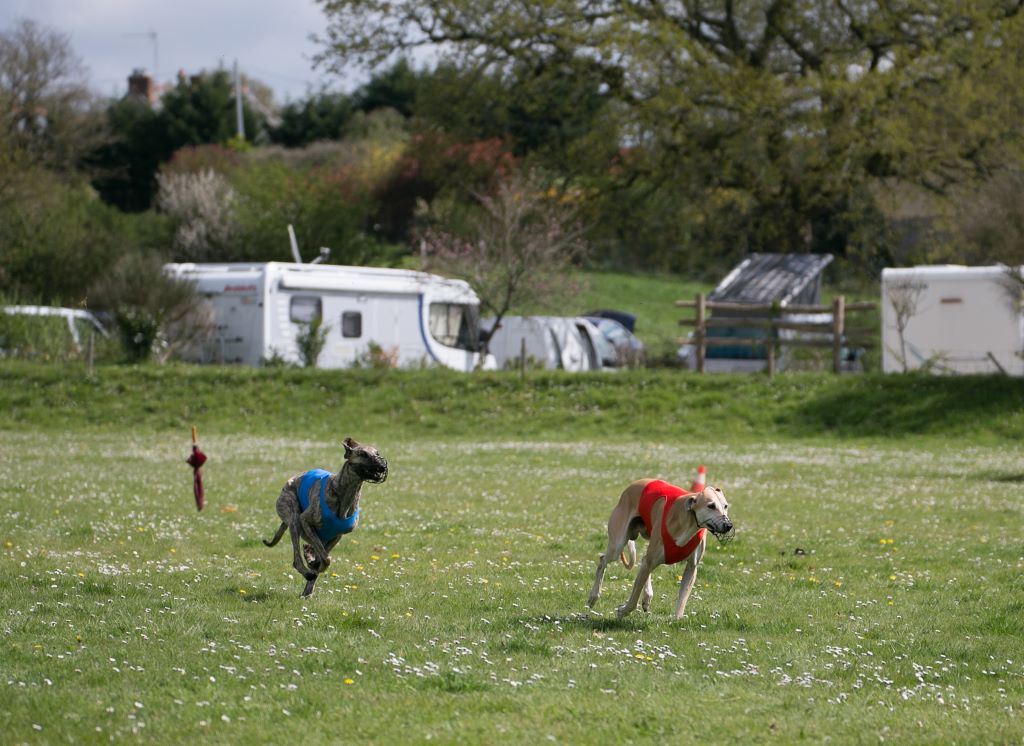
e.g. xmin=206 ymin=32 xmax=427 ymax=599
xmin=684 ymin=496 xmax=697 ymax=512
xmin=343 ymin=438 xmax=358 ymax=458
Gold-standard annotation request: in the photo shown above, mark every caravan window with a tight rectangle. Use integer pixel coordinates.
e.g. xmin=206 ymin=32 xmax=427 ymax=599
xmin=341 ymin=311 xmax=362 ymax=338
xmin=428 ymin=303 xmax=479 ymax=351
xmin=290 ymin=296 xmax=321 ymax=323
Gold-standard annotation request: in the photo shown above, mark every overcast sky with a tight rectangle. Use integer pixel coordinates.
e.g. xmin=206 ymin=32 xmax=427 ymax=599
xmin=0 ymin=0 xmax=355 ymax=103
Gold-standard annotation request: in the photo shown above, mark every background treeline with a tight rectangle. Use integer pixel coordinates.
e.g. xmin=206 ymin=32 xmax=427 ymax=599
xmin=3 ymin=4 xmax=1024 ymax=313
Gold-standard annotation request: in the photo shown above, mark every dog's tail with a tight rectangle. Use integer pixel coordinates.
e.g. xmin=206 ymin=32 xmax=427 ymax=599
xmin=262 ymin=522 xmax=287 ymax=547
xmin=619 ymin=540 xmax=636 ymax=569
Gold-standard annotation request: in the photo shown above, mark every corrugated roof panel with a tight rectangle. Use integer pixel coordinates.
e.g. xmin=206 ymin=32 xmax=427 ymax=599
xmin=708 ymin=253 xmax=833 ymax=305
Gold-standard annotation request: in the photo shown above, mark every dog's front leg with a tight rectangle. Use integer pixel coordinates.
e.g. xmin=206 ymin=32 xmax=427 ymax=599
xmin=674 ymin=547 xmax=704 ymax=619
xmin=616 ymin=554 xmax=657 ymax=619
xmin=299 ymin=518 xmax=331 ymax=572
xmin=301 ymin=536 xmax=343 ymax=596
xmin=286 ymin=520 xmax=317 ymax=584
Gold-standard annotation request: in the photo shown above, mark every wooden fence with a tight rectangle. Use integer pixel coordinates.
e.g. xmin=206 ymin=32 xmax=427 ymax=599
xmin=675 ymin=295 xmax=876 ymax=375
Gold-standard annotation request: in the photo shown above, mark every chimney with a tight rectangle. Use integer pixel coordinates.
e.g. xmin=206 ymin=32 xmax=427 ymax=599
xmin=127 ymin=68 xmax=154 ymax=104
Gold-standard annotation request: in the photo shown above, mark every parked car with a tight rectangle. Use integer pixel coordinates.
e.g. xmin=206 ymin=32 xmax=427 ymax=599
xmin=584 ymin=309 xmax=637 ymax=333
xmin=1 ymin=306 xmax=109 ymax=359
xmin=582 ymin=315 xmax=646 ymax=367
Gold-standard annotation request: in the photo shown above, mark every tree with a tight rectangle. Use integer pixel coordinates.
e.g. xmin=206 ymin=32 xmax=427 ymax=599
xmin=315 ymin=1 xmax=1024 ymax=268
xmin=417 ymin=170 xmax=588 ymax=361
xmin=271 ymin=90 xmax=354 ymax=147
xmin=0 ymin=19 xmax=106 ymax=176
xmin=352 ymin=58 xmax=421 ymax=117
xmin=94 ymin=69 xmax=269 ymax=210
xmin=89 ymin=96 xmax=168 ymax=211
xmin=0 ymin=169 xmax=170 ymax=305
xmin=227 ymin=158 xmax=395 ymax=263
xmin=885 ymin=274 xmax=925 ymax=373
xmin=159 ymin=69 xmax=265 ymax=148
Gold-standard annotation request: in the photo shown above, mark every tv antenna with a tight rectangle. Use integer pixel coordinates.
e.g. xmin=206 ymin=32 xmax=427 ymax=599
xmin=123 ymin=31 xmax=158 ymax=80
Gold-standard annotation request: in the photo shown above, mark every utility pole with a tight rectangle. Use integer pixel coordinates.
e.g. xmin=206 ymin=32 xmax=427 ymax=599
xmin=234 ymin=59 xmax=245 ymax=141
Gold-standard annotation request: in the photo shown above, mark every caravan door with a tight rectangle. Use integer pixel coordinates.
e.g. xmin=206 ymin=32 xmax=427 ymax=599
xmin=209 ymin=283 xmax=263 ymax=365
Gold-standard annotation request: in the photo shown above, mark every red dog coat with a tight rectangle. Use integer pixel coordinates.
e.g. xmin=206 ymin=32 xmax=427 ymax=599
xmin=638 ymin=479 xmax=706 ymax=565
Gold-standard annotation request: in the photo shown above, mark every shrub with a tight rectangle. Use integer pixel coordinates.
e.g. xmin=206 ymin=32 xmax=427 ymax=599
xmin=295 ymin=316 xmax=329 ymax=368
xmin=353 ymin=340 xmax=399 ymax=369
xmin=88 ymin=251 xmax=210 ymax=362
xmin=156 ymin=169 xmax=239 ymax=261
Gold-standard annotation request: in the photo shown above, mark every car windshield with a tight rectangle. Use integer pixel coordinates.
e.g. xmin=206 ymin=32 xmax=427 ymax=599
xmin=592 ymin=317 xmax=629 ymax=343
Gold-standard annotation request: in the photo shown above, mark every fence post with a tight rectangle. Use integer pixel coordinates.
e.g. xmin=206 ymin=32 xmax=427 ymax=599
xmin=832 ymin=295 xmax=845 ymax=374
xmin=767 ymin=302 xmax=778 ymax=377
xmin=695 ymin=293 xmax=706 ymax=374
xmin=520 ymin=337 xmax=526 ymax=382
xmin=87 ymin=328 xmax=95 ymax=376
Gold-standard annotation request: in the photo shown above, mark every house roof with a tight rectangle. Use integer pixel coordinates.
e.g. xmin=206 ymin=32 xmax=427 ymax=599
xmin=708 ymin=253 xmax=833 ymax=305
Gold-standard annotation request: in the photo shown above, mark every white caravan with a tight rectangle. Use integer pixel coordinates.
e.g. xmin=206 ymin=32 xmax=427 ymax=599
xmin=164 ymin=262 xmax=491 ymax=371
xmin=483 ymin=315 xmax=606 ymax=371
xmin=881 ymin=265 xmax=1024 ymax=375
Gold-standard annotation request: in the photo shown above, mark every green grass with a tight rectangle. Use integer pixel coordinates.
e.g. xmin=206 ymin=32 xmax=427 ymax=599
xmin=2 ymin=363 xmax=1023 ymax=743
xmin=2 ymin=363 xmax=1023 ymax=442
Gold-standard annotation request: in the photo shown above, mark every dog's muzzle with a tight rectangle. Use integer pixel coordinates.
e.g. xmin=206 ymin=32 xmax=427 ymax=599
xmin=359 ymin=457 xmax=388 ymax=484
xmin=711 ymin=520 xmax=735 ymax=544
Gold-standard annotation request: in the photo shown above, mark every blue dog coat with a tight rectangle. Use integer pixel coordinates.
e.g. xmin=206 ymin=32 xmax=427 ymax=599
xmin=296 ymin=468 xmax=359 ymax=543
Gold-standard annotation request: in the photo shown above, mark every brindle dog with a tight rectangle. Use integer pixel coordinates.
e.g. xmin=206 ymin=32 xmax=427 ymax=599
xmin=263 ymin=438 xmax=388 ymax=597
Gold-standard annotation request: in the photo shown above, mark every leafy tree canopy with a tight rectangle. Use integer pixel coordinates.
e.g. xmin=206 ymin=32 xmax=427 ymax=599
xmin=0 ymin=19 xmax=105 ymax=177
xmin=315 ymin=0 xmax=1024 ymax=268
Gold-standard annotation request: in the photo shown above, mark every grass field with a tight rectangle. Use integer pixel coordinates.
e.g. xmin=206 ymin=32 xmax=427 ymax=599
xmin=2 ymin=364 xmax=1023 ymax=744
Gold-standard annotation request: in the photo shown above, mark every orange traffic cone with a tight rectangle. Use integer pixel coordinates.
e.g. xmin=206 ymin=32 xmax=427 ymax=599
xmin=690 ymin=464 xmax=706 ymax=493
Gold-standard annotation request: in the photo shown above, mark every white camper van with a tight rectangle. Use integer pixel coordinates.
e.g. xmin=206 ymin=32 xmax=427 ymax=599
xmin=165 ymin=262 xmax=491 ymax=371
xmin=881 ymin=265 xmax=1024 ymax=375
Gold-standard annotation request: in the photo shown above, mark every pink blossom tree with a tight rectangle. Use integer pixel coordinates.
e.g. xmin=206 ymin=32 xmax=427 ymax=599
xmin=418 ymin=171 xmax=589 ymax=363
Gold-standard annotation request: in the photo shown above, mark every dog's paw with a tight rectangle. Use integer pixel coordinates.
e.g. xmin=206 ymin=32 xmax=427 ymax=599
xmin=615 ymin=605 xmax=631 ymax=619
xmin=303 ymin=545 xmax=324 ymax=571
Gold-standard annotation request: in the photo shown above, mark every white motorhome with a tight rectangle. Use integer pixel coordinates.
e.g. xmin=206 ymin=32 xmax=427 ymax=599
xmin=881 ymin=265 xmax=1024 ymax=375
xmin=165 ymin=262 xmax=491 ymax=371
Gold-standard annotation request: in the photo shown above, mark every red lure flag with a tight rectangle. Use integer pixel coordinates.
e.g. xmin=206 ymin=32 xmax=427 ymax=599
xmin=186 ymin=425 xmax=207 ymax=511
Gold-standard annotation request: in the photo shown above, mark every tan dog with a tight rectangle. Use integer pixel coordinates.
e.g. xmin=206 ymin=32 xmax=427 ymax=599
xmin=587 ymin=479 xmax=732 ymax=619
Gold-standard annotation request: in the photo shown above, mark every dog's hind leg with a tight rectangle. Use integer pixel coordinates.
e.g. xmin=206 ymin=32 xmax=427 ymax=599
xmin=616 ymin=552 xmax=658 ymax=619
xmin=588 ymin=512 xmax=636 ymax=608
xmin=263 ymin=522 xmax=287 ymax=547
xmin=641 ymin=574 xmax=654 ymax=613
